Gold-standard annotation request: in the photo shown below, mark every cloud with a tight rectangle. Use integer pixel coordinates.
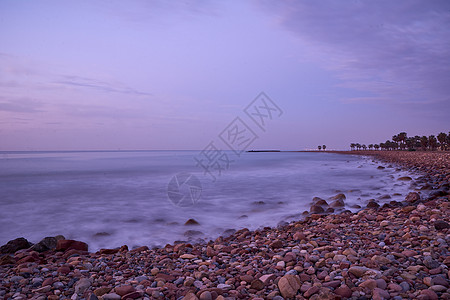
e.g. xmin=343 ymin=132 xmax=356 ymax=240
xmin=55 ymin=75 xmax=152 ymax=96
xmin=258 ymin=0 xmax=450 ymax=108
xmin=0 ymin=97 xmax=43 ymax=113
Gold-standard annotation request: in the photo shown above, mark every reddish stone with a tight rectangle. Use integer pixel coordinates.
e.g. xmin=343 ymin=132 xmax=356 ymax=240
xmin=0 ymin=255 xmax=16 ymax=265
xmin=99 ymin=248 xmax=119 ymax=255
xmin=122 ymin=291 xmax=142 ymax=299
xmin=57 ymin=265 xmax=71 ymax=275
xmin=270 ymin=240 xmax=283 ymax=249
xmin=42 ymin=278 xmax=53 ymax=287
xmin=335 ymin=285 xmax=352 ymax=298
xmin=130 ymin=246 xmax=149 ymax=253
xmin=115 ymin=285 xmax=135 ymax=296
xmin=56 ymin=240 xmax=88 ymax=252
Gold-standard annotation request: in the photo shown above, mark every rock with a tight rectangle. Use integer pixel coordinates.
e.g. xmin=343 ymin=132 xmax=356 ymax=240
xmin=405 ymin=192 xmax=420 ymax=203
xmin=259 ymin=274 xmax=276 ymax=284
xmin=75 ymin=278 xmax=91 ymax=295
xmin=434 ymin=220 xmax=450 ymax=230
xmin=349 ymin=266 xmax=369 ymax=277
xmin=31 ymin=236 xmax=64 ymax=252
xmin=310 ymin=205 xmax=325 ymax=214
xmin=184 ymin=219 xmax=200 ymax=225
xmin=56 ymin=240 xmax=88 ymax=252
xmin=293 ymin=232 xmax=306 ymax=240
xmin=102 ymin=293 xmax=121 ymax=300
xmin=57 ymin=265 xmax=71 ymax=275
xmin=431 ymin=276 xmax=449 ymax=287
xmin=270 ymin=240 xmax=283 ymax=249
xmin=278 ymin=274 xmax=301 ymax=298
xmin=122 ymin=291 xmax=142 ymax=299
xmin=99 ymin=248 xmax=119 ymax=255
xmin=335 ymin=285 xmax=352 ymax=298
xmin=429 ymin=285 xmax=447 ymax=292
xmin=373 ymin=288 xmax=390 ymax=300
xmin=398 ymin=176 xmax=412 ymax=181
xmin=180 ymin=254 xmax=196 ymax=259
xmin=330 ymin=199 xmax=345 ymax=208
xmin=367 ymin=200 xmax=380 ymax=208
xmin=250 ymin=279 xmax=264 ymax=290
xmin=130 ymin=246 xmax=149 ymax=253
xmin=304 ymin=286 xmax=319 ymax=297
xmin=359 ymin=279 xmax=377 ymax=290
xmin=423 ymin=256 xmax=440 ymax=269
xmin=329 ymin=193 xmax=346 ymax=201
xmin=217 ymin=284 xmax=231 ymax=290
xmin=94 ymin=287 xmax=111 ymax=297
xmin=0 ymin=238 xmax=31 ymax=253
xmin=183 ymin=293 xmax=199 ymax=300
xmin=419 ymin=289 xmax=438 ymax=300
xmin=114 ymin=285 xmax=135 ymax=297
xmin=199 ymin=291 xmax=212 ymax=300
xmin=0 ymin=255 xmax=16 ymax=265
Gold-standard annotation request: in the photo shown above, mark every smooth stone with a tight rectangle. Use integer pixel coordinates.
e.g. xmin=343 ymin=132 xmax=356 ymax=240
xmin=278 ymin=274 xmax=301 ymax=298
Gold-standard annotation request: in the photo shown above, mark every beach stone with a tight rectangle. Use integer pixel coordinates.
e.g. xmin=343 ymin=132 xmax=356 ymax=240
xmin=0 ymin=255 xmax=16 ymax=265
xmin=431 ymin=276 xmax=449 ymax=287
xmin=199 ymin=291 xmax=212 ymax=300
xmin=114 ymin=285 xmax=135 ymax=296
xmin=423 ymin=257 xmax=440 ymax=269
xmin=130 ymin=245 xmax=149 ymax=253
xmin=270 ymin=240 xmax=283 ymax=249
xmin=94 ymin=287 xmax=111 ymax=297
xmin=250 ymin=279 xmax=264 ymax=290
xmin=75 ymin=278 xmax=91 ymax=295
xmin=304 ymin=286 xmax=319 ymax=297
xmin=359 ymin=279 xmax=377 ymax=290
xmin=434 ymin=220 xmax=450 ymax=230
xmin=217 ymin=284 xmax=231 ymax=290
xmin=405 ymin=192 xmax=420 ymax=203
xmin=56 ymin=240 xmax=88 ymax=252
xmin=349 ymin=266 xmax=369 ymax=277
xmin=398 ymin=176 xmax=412 ymax=181
xmin=183 ymin=293 xmax=199 ymax=300
xmin=31 ymin=236 xmax=64 ymax=252
xmin=278 ymin=274 xmax=301 ymax=298
xmin=373 ymin=288 xmax=390 ymax=300
xmin=310 ymin=205 xmax=325 ymax=214
xmin=259 ymin=274 xmax=276 ymax=284
xmin=367 ymin=200 xmax=380 ymax=208
xmin=429 ymin=285 xmax=447 ymax=292
xmin=329 ymin=193 xmax=346 ymax=201
xmin=335 ymin=285 xmax=352 ymax=298
xmin=57 ymin=265 xmax=71 ymax=275
xmin=102 ymin=293 xmax=121 ymax=300
xmin=419 ymin=289 xmax=438 ymax=300
xmin=0 ymin=238 xmax=31 ymax=253
xmin=180 ymin=254 xmax=196 ymax=259
xmin=122 ymin=291 xmax=142 ymax=299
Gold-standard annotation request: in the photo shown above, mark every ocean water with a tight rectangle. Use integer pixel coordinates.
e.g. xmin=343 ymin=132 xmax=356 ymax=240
xmin=0 ymin=151 xmax=417 ymax=251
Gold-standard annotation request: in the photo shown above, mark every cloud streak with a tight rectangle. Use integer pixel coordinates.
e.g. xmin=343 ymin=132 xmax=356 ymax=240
xmin=259 ymin=0 xmax=450 ymax=109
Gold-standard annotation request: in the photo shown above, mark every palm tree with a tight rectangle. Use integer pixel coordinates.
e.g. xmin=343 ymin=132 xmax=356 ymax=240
xmin=437 ymin=132 xmax=447 ymax=150
xmin=420 ymin=136 xmax=429 ymax=151
xmin=374 ymin=144 xmax=380 ymax=150
xmin=322 ymin=145 xmax=326 ymax=151
xmin=392 ymin=135 xmax=399 ymax=149
xmin=428 ymin=135 xmax=438 ymax=151
xmin=318 ymin=145 xmax=322 ymax=151
xmin=362 ymin=144 xmax=367 ymax=150
xmin=398 ymin=132 xmax=407 ymax=150
xmin=350 ymin=143 xmax=356 ymax=151
xmin=356 ymin=143 xmax=361 ymax=150
xmin=368 ymin=144 xmax=373 ymax=150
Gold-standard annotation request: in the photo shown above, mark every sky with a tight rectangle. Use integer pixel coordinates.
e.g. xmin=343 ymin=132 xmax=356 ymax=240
xmin=0 ymin=0 xmax=449 ymax=151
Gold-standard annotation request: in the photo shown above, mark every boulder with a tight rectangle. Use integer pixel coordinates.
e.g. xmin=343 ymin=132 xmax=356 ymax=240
xmin=0 ymin=237 xmax=32 ymax=254
xmin=56 ymin=239 xmax=88 ymax=252
xmin=278 ymin=274 xmax=301 ymax=298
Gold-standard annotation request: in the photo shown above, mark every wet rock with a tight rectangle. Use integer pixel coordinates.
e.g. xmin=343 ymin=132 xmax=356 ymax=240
xmin=329 ymin=193 xmax=346 ymax=201
xmin=75 ymin=278 xmax=91 ymax=295
xmin=184 ymin=219 xmax=200 ymax=226
xmin=330 ymin=199 xmax=345 ymax=208
xmin=418 ymin=289 xmax=438 ymax=300
xmin=367 ymin=200 xmax=380 ymax=208
xmin=310 ymin=205 xmax=325 ymax=214
xmin=349 ymin=266 xmax=369 ymax=277
xmin=115 ymin=285 xmax=135 ymax=297
xmin=30 ymin=236 xmax=64 ymax=252
xmin=335 ymin=285 xmax=352 ymax=298
xmin=56 ymin=239 xmax=88 ymax=252
xmin=398 ymin=176 xmax=412 ymax=181
xmin=405 ymin=192 xmax=420 ymax=203
xmin=0 ymin=238 xmax=31 ymax=254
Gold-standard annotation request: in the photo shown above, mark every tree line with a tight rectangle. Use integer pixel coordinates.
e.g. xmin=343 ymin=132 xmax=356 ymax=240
xmin=350 ymin=132 xmax=450 ymax=151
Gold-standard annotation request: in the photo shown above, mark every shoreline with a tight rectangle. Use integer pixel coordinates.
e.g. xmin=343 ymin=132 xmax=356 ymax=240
xmin=1 ymin=151 xmax=449 ymax=299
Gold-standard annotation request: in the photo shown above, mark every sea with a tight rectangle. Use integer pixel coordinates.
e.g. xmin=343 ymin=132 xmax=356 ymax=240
xmin=0 ymin=150 xmax=418 ymax=251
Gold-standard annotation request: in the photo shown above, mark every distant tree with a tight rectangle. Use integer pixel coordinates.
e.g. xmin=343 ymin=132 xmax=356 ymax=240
xmin=362 ymin=144 xmax=367 ymax=150
xmin=374 ymin=144 xmax=380 ymax=150
xmin=413 ymin=136 xmax=421 ymax=149
xmin=428 ymin=135 xmax=438 ymax=151
xmin=318 ymin=145 xmax=322 ymax=151
xmin=350 ymin=143 xmax=356 ymax=151
xmin=437 ymin=132 xmax=447 ymax=150
xmin=368 ymin=144 xmax=373 ymax=150
xmin=392 ymin=135 xmax=399 ymax=149
xmin=356 ymin=143 xmax=362 ymax=150
xmin=379 ymin=143 xmax=385 ymax=150
xmin=420 ymin=136 xmax=429 ymax=151
xmin=398 ymin=132 xmax=407 ymax=150
xmin=322 ymin=145 xmax=326 ymax=151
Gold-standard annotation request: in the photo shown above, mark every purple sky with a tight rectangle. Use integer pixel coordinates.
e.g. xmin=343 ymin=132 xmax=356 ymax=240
xmin=1 ymin=0 xmax=449 ymax=151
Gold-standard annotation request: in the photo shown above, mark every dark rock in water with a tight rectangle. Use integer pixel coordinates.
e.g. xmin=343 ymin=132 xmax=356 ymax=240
xmin=377 ymin=166 xmax=385 ymax=170
xmin=223 ymin=229 xmax=236 ymax=237
xmin=397 ymin=176 xmax=412 ymax=181
xmin=329 ymin=193 xmax=346 ymax=201
xmin=405 ymin=192 xmax=420 ymax=203
xmin=434 ymin=220 xmax=450 ymax=230
xmin=325 ymin=207 xmax=335 ymax=213
xmin=310 ymin=205 xmax=325 ymax=214
xmin=367 ymin=200 xmax=380 ymax=208
xmin=238 ymin=215 xmax=248 ymax=219
xmin=0 ymin=237 xmax=32 ymax=254
xmin=314 ymin=198 xmax=328 ymax=206
xmin=253 ymin=201 xmax=265 ymax=205
xmin=31 ymin=235 xmax=65 ymax=253
xmin=184 ymin=230 xmax=203 ymax=237
xmin=378 ymin=194 xmax=391 ymax=200
xmin=184 ymin=219 xmax=200 ymax=226
xmin=56 ymin=239 xmax=88 ymax=252
xmin=330 ymin=199 xmax=345 ymax=208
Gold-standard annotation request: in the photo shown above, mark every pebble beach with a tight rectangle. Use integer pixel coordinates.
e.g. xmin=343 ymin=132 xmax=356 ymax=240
xmin=1 ymin=151 xmax=449 ymax=300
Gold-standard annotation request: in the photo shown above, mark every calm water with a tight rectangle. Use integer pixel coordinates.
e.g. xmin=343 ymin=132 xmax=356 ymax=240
xmin=0 ymin=151 xmax=416 ymax=251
